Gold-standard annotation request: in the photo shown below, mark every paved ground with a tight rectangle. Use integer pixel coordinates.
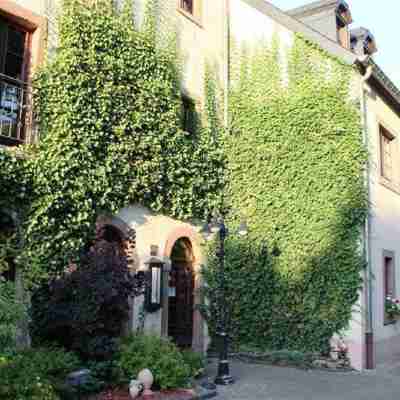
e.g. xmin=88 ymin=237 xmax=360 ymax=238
xmin=206 ymin=360 xmax=400 ymax=400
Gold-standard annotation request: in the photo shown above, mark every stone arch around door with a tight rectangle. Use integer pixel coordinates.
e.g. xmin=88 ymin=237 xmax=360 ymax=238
xmin=96 ymin=215 xmax=138 ymax=271
xmin=163 ymin=227 xmax=205 ymax=352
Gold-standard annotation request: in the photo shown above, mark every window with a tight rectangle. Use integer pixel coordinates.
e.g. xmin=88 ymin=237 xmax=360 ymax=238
xmin=181 ymin=97 xmax=196 ymax=135
xmin=384 ymin=256 xmax=394 ymax=298
xmin=383 ymin=251 xmax=396 ymax=324
xmin=0 ymin=17 xmax=29 ymax=81
xmin=380 ymin=125 xmax=395 ymax=182
xmin=180 ymin=0 xmax=194 ymax=15
xmin=0 ymin=16 xmax=30 ymax=144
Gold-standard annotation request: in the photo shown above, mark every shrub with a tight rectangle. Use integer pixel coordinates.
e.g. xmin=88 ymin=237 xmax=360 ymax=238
xmin=30 ymin=239 xmax=144 ymax=361
xmin=116 ymin=335 xmax=191 ymax=390
xmin=83 ymin=359 xmax=120 ymax=394
xmin=181 ymin=350 xmax=205 ymax=378
xmin=0 ymin=347 xmax=80 ymax=400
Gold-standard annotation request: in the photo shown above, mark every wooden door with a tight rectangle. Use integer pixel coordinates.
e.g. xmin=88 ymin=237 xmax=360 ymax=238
xmin=168 ymin=261 xmax=194 ymax=348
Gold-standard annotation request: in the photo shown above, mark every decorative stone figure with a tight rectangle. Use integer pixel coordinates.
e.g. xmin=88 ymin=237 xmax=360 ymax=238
xmin=137 ymin=369 xmax=154 ymax=396
xmin=129 ymin=379 xmax=143 ymax=399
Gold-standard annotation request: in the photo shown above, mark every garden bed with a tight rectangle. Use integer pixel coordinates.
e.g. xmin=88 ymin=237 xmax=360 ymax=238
xmin=227 ymin=351 xmax=353 ymax=372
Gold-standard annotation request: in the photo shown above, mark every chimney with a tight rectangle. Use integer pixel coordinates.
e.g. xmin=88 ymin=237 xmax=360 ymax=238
xmin=350 ymin=28 xmax=378 ymax=56
xmin=287 ymin=0 xmax=353 ymax=48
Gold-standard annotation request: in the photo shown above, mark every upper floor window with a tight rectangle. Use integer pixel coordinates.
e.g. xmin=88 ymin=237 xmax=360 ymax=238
xmin=0 ymin=17 xmax=29 ymax=81
xmin=380 ymin=125 xmax=395 ymax=182
xmin=0 ymin=16 xmax=31 ymax=145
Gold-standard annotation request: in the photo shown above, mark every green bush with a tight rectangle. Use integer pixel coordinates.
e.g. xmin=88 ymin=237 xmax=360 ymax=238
xmin=83 ymin=359 xmax=120 ymax=394
xmin=181 ymin=350 xmax=205 ymax=378
xmin=0 ymin=347 xmax=80 ymax=400
xmin=116 ymin=335 xmax=191 ymax=389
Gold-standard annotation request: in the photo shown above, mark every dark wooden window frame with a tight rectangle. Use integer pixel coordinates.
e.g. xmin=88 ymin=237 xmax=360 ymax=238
xmin=383 ymin=250 xmax=396 ymax=325
xmin=379 ymin=124 xmax=395 ymax=182
xmin=0 ymin=15 xmax=32 ymax=145
xmin=0 ymin=15 xmax=32 ymax=81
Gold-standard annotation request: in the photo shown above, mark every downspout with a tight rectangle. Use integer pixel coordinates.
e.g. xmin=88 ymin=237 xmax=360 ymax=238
xmin=359 ymin=61 xmax=374 ymax=369
xmin=224 ymin=0 xmax=230 ymax=128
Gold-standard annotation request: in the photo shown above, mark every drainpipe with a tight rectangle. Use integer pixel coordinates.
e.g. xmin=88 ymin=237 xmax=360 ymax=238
xmin=224 ymin=0 xmax=230 ymax=128
xmin=359 ymin=61 xmax=374 ymax=369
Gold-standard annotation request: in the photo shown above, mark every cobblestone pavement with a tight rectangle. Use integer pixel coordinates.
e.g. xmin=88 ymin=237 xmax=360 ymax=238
xmin=206 ymin=360 xmax=400 ymax=400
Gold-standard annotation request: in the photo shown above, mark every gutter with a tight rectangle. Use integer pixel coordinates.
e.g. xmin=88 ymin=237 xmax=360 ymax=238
xmin=358 ymin=58 xmax=374 ymax=369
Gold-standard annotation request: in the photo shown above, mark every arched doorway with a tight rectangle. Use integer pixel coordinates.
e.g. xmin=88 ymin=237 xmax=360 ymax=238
xmin=168 ymin=238 xmax=195 ymax=348
xmin=101 ymin=224 xmax=125 ymax=256
xmin=94 ymin=219 xmax=138 ymax=335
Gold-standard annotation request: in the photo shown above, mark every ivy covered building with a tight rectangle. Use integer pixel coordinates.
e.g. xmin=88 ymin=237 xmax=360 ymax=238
xmin=1 ymin=0 xmax=400 ymax=371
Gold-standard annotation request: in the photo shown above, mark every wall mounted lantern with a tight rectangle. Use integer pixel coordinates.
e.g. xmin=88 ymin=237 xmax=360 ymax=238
xmin=144 ymin=245 xmax=164 ymax=313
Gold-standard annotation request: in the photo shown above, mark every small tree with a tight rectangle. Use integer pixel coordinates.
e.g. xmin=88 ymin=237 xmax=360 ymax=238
xmin=30 ymin=233 xmax=144 ymax=360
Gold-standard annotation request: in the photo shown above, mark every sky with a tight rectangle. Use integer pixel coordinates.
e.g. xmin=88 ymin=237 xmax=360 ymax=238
xmin=270 ymin=0 xmax=400 ymax=88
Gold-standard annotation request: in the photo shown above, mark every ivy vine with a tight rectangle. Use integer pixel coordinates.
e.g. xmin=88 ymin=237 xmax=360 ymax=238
xmin=202 ymin=35 xmax=367 ymax=353
xmin=0 ymin=0 xmax=224 ymax=284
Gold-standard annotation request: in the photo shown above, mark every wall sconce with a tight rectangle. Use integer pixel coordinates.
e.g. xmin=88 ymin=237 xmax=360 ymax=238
xmin=144 ymin=247 xmax=164 ymax=313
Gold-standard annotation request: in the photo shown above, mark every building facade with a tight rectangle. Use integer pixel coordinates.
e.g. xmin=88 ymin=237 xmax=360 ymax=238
xmin=2 ymin=0 xmax=400 ymax=370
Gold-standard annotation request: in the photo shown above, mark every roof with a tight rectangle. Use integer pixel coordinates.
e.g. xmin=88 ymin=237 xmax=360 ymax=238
xmin=242 ymin=0 xmax=357 ymax=64
xmin=287 ymin=0 xmax=346 ymax=17
xmin=241 ymin=0 xmax=400 ymax=115
xmin=351 ymin=27 xmax=375 ymax=41
xmin=362 ymin=58 xmax=400 ymax=116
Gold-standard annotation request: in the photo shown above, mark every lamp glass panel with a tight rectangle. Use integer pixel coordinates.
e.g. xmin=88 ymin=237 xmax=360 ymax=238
xmin=151 ymin=266 xmax=161 ymax=304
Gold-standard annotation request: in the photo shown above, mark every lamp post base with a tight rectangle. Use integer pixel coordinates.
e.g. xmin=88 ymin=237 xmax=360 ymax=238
xmin=215 ymin=374 xmax=235 ymax=385
xmin=215 ymin=357 xmax=235 ymax=385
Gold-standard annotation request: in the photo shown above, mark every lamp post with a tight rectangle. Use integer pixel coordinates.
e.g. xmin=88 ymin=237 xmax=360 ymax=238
xmin=202 ymin=214 xmax=248 ymax=385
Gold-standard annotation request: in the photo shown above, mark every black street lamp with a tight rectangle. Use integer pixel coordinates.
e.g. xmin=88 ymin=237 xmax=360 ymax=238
xmin=202 ymin=213 xmax=248 ymax=385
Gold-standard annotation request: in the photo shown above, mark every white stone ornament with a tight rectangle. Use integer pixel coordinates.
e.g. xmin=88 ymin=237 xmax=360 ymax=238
xmin=137 ymin=369 xmax=154 ymax=396
xmin=129 ymin=379 xmax=143 ymax=399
